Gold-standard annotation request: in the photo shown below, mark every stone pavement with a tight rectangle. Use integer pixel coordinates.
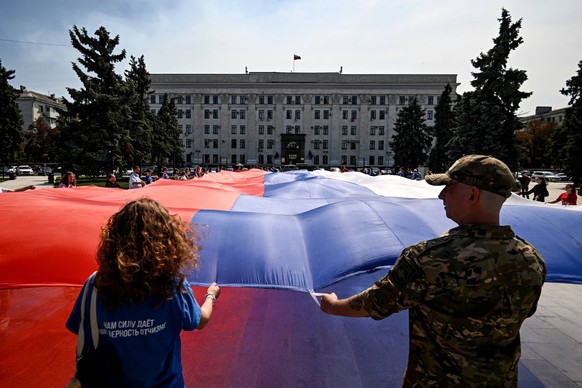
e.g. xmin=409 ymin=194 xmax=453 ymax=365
xmin=1 ymin=174 xmax=581 ymax=386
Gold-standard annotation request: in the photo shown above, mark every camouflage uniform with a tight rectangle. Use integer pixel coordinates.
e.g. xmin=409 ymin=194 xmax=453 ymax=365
xmin=359 ymin=224 xmax=546 ymax=387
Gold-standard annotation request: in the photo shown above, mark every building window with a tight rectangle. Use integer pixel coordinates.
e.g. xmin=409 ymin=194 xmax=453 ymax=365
xmin=177 ymin=109 xmax=183 ymax=118
xmin=177 ymin=96 xmax=183 ymax=105
xmin=185 ymin=109 xmax=191 ymax=119
xmin=212 ymin=110 xmax=218 ymax=119
xmin=259 ymin=139 xmax=264 ymax=149
xmin=213 ymin=125 xmax=219 ymax=134
xmin=178 ymin=124 xmax=183 ymax=133
xmin=323 ymin=140 xmax=328 ymax=149
xmin=315 ymin=96 xmax=321 ymax=105
xmin=378 ymin=156 xmax=384 ymax=165
xmin=342 ymin=125 xmax=348 ymax=136
xmin=150 ymin=95 xmax=156 ymax=104
xmin=427 ymin=110 xmax=433 ymax=120
xmin=185 ymin=95 xmax=191 ymax=104
xmin=240 ymin=139 xmax=246 ymax=149
xmin=204 ymin=95 xmax=210 ymax=104
xmin=380 ymin=96 xmax=386 ymax=105
xmin=150 ymin=109 xmax=156 ymax=114
xmin=267 ymin=140 xmax=274 ymax=149
xmin=267 ymin=110 xmax=273 ymax=120
xmin=399 ymin=96 xmax=406 ymax=105
xmin=350 ymin=141 xmax=357 ymax=150
xmin=286 ymin=126 xmax=293 ymax=134
xmin=379 ymin=110 xmax=385 ymax=120
xmin=343 ymin=96 xmax=349 ymax=105
xmin=240 ymin=125 xmax=246 ymax=135
xmin=231 ymin=110 xmax=238 ymax=119
xmin=285 ymin=96 xmax=292 ymax=105
xmin=212 ymin=96 xmax=219 ymax=104
xmin=323 ymin=110 xmax=330 ymax=120
xmin=341 ymin=140 xmax=348 ymax=150
xmin=342 ymin=110 xmax=348 ymax=120
xmin=370 ymin=110 xmax=376 ymax=120
xmin=186 ymin=139 xmax=192 ymax=148
xmin=342 ymin=155 xmax=348 ymax=165
xmin=323 ymin=125 xmax=329 ymax=135
xmin=370 ymin=140 xmax=376 ymax=150
xmin=159 ymin=95 xmax=164 ymax=104
xmin=295 ymin=96 xmax=301 ymax=104
xmin=186 ymin=125 xmax=192 ymax=135
xmin=370 ymin=96 xmax=377 ymax=105
xmin=370 ymin=126 xmax=376 ymax=136
xmin=267 ymin=125 xmax=274 ymax=135
xmin=379 ymin=140 xmax=384 ymax=150
xmin=351 ymin=126 xmax=357 ymax=135
xmin=351 ymin=96 xmax=358 ymax=105
xmin=351 ymin=110 xmax=357 ymax=121
xmin=267 ymin=96 xmax=274 ymax=104
xmin=314 ymin=125 xmax=320 ymax=135
xmin=428 ymin=96 xmax=434 ymax=105
xmin=240 ymin=95 xmax=247 ymax=105
xmin=295 ymin=125 xmax=301 ymax=134
xmin=259 ymin=95 xmax=265 ymax=105
xmin=259 ymin=125 xmax=264 ymax=135
xmin=259 ymin=110 xmax=265 ymax=121
xmin=295 ymin=110 xmax=301 ymax=120
xmin=323 ymin=96 xmax=329 ymax=104
xmin=231 ymin=125 xmax=237 ymax=134
xmin=286 ymin=110 xmax=292 ymax=119
xmin=231 ymin=95 xmax=237 ymax=105
xmin=240 ymin=110 xmax=246 ymax=119
xmin=369 ymin=156 xmax=375 ymax=165
xmin=379 ymin=126 xmax=385 ymax=135
xmin=314 ymin=110 xmax=321 ymax=120
xmin=231 ymin=139 xmax=237 ymax=148
xmin=213 ymin=139 xmax=218 ymax=148
xmin=204 ymin=110 xmax=210 ymax=119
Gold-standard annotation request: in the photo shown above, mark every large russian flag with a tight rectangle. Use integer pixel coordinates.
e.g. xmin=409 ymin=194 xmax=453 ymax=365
xmin=1 ymin=170 xmax=581 ymax=387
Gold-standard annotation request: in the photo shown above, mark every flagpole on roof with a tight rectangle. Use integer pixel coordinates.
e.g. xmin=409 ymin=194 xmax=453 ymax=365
xmin=293 ymin=54 xmax=301 ymax=72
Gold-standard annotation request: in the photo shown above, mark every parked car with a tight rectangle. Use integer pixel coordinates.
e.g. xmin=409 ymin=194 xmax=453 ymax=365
xmin=38 ymin=167 xmax=53 ymax=176
xmin=555 ymin=173 xmax=571 ymax=181
xmin=16 ymin=165 xmax=34 ymax=176
xmin=531 ymin=171 xmax=561 ymax=182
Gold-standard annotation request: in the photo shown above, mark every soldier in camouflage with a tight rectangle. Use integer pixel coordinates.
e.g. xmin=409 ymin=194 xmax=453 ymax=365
xmin=320 ymin=155 xmax=546 ymax=387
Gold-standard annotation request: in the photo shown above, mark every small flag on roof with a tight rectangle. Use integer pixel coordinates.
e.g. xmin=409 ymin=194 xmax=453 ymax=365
xmin=293 ymin=54 xmax=301 ymax=60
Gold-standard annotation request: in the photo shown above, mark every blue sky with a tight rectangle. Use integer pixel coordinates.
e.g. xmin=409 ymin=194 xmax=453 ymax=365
xmin=1 ymin=0 xmax=580 ymax=116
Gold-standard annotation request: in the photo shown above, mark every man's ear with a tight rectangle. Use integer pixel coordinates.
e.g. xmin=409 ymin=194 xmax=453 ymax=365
xmin=468 ymin=187 xmax=480 ymax=204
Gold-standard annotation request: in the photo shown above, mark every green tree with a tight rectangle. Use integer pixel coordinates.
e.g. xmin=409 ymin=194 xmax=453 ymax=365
xmin=552 ymin=60 xmax=582 ymax=188
xmin=153 ymin=94 xmax=182 ymax=171
xmin=59 ymin=26 xmax=130 ymax=175
xmin=124 ymin=55 xmax=154 ymax=165
xmin=24 ymin=117 xmax=60 ymax=163
xmin=449 ymin=8 xmax=531 ymax=170
xmin=516 ymin=119 xmax=556 ymax=168
xmin=427 ymin=84 xmax=455 ymax=172
xmin=389 ymin=98 xmax=433 ymax=170
xmin=0 ymin=60 xmax=24 ymax=166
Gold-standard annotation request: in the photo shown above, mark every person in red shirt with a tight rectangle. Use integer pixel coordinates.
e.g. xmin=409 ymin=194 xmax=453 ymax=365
xmin=548 ymin=184 xmax=577 ymax=205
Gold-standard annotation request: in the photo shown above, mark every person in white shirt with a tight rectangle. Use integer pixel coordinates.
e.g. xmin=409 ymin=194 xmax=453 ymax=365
xmin=129 ymin=166 xmax=145 ymax=189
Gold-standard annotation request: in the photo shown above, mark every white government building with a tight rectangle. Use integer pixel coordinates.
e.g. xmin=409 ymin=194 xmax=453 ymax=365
xmin=149 ymin=72 xmax=458 ymax=169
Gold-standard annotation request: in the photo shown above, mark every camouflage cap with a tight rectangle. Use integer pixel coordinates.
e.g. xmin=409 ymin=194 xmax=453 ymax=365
xmin=425 ymin=155 xmax=515 ymax=198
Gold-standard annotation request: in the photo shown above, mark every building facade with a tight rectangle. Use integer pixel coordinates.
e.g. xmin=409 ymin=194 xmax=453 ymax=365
xmin=16 ymin=86 xmax=65 ymax=130
xmin=519 ymin=106 xmax=568 ymax=128
xmin=149 ymin=72 xmax=458 ymax=168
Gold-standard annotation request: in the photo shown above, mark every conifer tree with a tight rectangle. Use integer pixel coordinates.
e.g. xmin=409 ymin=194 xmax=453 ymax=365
xmin=153 ymin=94 xmax=182 ymax=171
xmin=389 ymin=98 xmax=433 ymax=170
xmin=59 ymin=26 xmax=130 ymax=175
xmin=0 ymin=60 xmax=24 ymax=166
xmin=552 ymin=60 xmax=582 ymax=188
xmin=448 ymin=8 xmax=530 ymax=170
xmin=427 ymin=84 xmax=455 ymax=172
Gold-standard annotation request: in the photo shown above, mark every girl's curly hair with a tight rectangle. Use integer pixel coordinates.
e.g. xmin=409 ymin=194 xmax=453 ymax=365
xmin=94 ymin=198 xmax=199 ymax=309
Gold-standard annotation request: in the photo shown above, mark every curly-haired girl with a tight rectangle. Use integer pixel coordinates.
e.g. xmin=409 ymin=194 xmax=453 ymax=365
xmin=66 ymin=198 xmax=220 ymax=387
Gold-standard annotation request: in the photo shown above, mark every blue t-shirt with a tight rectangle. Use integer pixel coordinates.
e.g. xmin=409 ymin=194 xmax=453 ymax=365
xmin=67 ymin=276 xmax=201 ymax=387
